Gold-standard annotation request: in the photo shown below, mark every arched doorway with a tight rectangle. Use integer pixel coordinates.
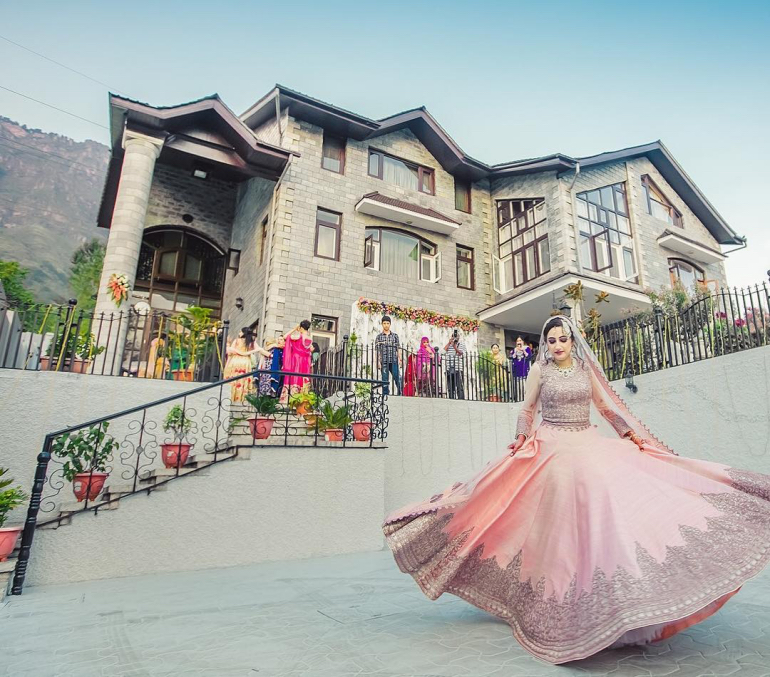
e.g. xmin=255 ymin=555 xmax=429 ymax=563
xmin=134 ymin=228 xmax=226 ymax=316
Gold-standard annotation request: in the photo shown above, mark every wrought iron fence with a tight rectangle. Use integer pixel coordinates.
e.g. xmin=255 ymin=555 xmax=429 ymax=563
xmin=317 ymin=338 xmax=528 ymax=403
xmin=0 ymin=301 xmax=229 ymax=382
xmin=593 ymin=282 xmax=770 ymax=380
xmin=11 ymin=368 xmax=388 ymax=595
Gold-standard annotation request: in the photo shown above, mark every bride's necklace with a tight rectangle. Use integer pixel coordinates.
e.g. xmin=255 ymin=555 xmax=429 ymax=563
xmin=554 ymin=360 xmax=575 ymax=377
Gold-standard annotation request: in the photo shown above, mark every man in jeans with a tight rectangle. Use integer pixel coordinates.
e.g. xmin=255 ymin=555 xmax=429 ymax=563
xmin=444 ymin=330 xmax=467 ymax=400
xmin=375 ymin=316 xmax=401 ymax=396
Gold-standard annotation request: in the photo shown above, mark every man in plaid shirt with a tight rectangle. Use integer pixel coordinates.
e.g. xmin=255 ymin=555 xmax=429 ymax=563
xmin=375 ymin=316 xmax=402 ymax=396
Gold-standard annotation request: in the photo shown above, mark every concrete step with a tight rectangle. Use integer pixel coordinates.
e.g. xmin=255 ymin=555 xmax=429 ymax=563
xmin=0 ymin=558 xmax=17 ymax=601
xmin=58 ymin=499 xmax=120 ymax=514
xmin=231 ymin=437 xmax=385 ymax=449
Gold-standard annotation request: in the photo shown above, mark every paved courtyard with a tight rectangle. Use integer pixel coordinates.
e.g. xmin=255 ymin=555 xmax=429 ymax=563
xmin=2 ymin=549 xmax=770 ymax=677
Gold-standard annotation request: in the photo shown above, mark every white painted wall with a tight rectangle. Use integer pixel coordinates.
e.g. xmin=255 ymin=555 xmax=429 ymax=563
xmin=1 ymin=344 xmax=769 ymax=587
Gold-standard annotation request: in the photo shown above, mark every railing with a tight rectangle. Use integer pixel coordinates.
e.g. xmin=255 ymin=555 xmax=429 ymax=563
xmin=10 ymin=368 xmax=388 ymax=595
xmin=317 ymin=339 xmax=528 ymax=403
xmin=594 ymin=282 xmax=770 ymax=380
xmin=0 ymin=301 xmax=229 ymax=382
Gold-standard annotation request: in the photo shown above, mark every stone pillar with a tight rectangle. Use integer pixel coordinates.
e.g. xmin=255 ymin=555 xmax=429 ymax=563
xmin=94 ymin=130 xmax=164 ymax=373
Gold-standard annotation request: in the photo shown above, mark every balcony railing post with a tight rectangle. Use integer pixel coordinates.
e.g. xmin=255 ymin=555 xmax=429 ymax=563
xmin=11 ymin=435 xmax=53 ymax=595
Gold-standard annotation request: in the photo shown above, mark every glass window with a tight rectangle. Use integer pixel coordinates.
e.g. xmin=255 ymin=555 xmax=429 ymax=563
xmin=364 ymin=227 xmax=438 ymax=282
xmin=643 ymin=175 xmax=683 ymax=227
xmin=576 ymin=182 xmax=637 ymax=283
xmin=454 ymin=178 xmax=471 ymax=212
xmin=456 ymin=246 xmax=474 ymax=290
xmin=497 ymin=198 xmax=549 ymax=287
xmin=669 ymin=259 xmax=705 ymax=289
xmin=321 ymin=134 xmax=345 ymax=174
xmin=159 ymin=251 xmax=177 ymax=276
xmin=315 ymin=208 xmax=341 ymax=261
xmin=368 ymin=149 xmax=435 ymax=195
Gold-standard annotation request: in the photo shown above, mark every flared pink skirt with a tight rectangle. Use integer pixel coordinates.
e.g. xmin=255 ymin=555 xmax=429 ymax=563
xmin=383 ymin=424 xmax=770 ymax=664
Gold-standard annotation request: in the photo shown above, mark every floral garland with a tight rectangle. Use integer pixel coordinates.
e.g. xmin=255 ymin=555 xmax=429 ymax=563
xmin=357 ymin=298 xmax=480 ymax=333
xmin=107 ymin=273 xmax=131 ymax=307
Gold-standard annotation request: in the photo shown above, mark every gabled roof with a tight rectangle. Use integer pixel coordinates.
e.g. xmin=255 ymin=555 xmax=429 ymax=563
xmin=576 ymin=141 xmax=741 ymax=245
xmin=370 ymin=107 xmax=489 ymax=181
xmin=98 ymin=94 xmax=295 ymax=229
xmin=240 ymin=85 xmax=489 ymax=181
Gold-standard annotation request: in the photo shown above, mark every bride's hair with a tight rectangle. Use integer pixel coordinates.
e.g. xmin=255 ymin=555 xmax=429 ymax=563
xmin=541 ymin=317 xmax=571 ymax=341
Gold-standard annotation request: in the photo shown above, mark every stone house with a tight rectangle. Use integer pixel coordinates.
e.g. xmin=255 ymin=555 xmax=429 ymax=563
xmin=95 ymin=85 xmax=745 ymax=357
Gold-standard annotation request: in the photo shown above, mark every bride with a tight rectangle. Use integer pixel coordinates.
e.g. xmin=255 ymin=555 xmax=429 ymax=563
xmin=383 ymin=315 xmax=770 ymax=664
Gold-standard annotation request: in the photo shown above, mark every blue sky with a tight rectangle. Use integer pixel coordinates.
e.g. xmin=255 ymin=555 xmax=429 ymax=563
xmin=1 ymin=0 xmax=768 ymax=288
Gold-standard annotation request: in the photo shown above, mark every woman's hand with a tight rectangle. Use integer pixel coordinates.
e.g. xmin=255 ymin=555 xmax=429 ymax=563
xmin=508 ymin=434 xmax=526 ymax=456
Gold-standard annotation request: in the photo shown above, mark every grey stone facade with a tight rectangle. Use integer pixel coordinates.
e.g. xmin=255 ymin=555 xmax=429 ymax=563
xmin=106 ymin=92 xmax=735 ymax=352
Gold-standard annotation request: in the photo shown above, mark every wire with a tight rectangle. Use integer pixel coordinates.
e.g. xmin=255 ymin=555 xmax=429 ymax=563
xmin=0 ymin=137 xmax=102 ymax=172
xmin=0 ymin=34 xmax=123 ymax=94
xmin=0 ymin=84 xmax=108 ymax=130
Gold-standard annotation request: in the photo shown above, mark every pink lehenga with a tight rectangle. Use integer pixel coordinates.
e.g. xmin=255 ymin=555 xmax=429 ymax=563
xmin=280 ymin=330 xmax=312 ymax=402
xmin=383 ymin=315 xmax=770 ymax=664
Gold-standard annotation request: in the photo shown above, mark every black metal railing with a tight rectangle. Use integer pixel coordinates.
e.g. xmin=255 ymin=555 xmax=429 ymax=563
xmin=593 ymin=282 xmax=770 ymax=380
xmin=0 ymin=301 xmax=229 ymax=382
xmin=11 ymin=368 xmax=388 ymax=595
xmin=317 ymin=339 xmax=528 ymax=403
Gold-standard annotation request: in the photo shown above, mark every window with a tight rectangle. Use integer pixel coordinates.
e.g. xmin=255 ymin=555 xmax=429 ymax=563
xmin=364 ymin=227 xmax=441 ymax=283
xmin=576 ymin=183 xmax=638 ymax=284
xmin=454 ymin=178 xmax=471 ymax=212
xmin=456 ymin=246 xmax=474 ymax=290
xmin=315 ymin=208 xmax=342 ymax=261
xmin=643 ymin=175 xmax=683 ymax=227
xmin=321 ymin=134 xmax=346 ymax=174
xmin=669 ymin=259 xmax=705 ymax=289
xmin=259 ymin=216 xmax=268 ymax=265
xmin=135 ymin=229 xmax=226 ymax=315
xmin=494 ymin=199 xmax=550 ymax=290
xmin=311 ymin=315 xmax=338 ymax=351
xmin=368 ymin=149 xmax=434 ymax=195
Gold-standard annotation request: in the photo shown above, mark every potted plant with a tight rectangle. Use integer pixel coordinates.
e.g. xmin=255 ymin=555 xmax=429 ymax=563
xmin=244 ymin=394 xmax=281 ymax=440
xmin=351 ymin=382 xmax=374 ymax=441
xmin=72 ymin=332 xmax=105 ymax=373
xmin=161 ymin=405 xmax=193 ymax=468
xmin=169 ymin=306 xmax=217 ymax=381
xmin=52 ymin=423 xmax=119 ymax=502
xmin=0 ymin=468 xmax=27 ymax=562
xmin=288 ymin=391 xmax=318 ymax=417
xmin=317 ymin=402 xmax=353 ymax=443
xmin=477 ymin=349 xmax=502 ymax=402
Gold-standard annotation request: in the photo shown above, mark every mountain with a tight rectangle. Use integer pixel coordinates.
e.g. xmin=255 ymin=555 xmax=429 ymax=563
xmin=0 ymin=116 xmax=109 ymax=303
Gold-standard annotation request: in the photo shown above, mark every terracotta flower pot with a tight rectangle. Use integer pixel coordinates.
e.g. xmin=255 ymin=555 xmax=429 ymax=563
xmin=161 ymin=443 xmax=192 ymax=468
xmin=72 ymin=472 xmax=109 ymax=502
xmin=488 ymin=395 xmax=501 ymax=403
xmin=71 ymin=359 xmax=91 ymax=374
xmin=171 ymin=368 xmax=195 ymax=382
xmin=248 ymin=417 xmax=274 ymax=440
xmin=0 ymin=526 xmax=23 ymax=562
xmin=304 ymin=414 xmax=319 ymax=428
xmin=324 ymin=429 xmax=344 ymax=442
xmin=39 ymin=357 xmax=51 ymax=371
xmin=295 ymin=402 xmax=310 ymax=416
xmin=352 ymin=421 xmax=372 ymax=442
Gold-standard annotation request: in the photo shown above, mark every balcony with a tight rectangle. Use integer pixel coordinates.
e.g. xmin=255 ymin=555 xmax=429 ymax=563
xmin=657 ymin=230 xmax=726 ymax=265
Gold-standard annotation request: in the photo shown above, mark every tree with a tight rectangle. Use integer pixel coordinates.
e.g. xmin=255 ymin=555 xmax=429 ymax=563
xmin=69 ymin=239 xmax=105 ymax=312
xmin=0 ymin=260 xmax=35 ymax=307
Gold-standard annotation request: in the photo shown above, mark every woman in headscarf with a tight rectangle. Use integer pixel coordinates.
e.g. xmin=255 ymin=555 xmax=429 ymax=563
xmin=415 ymin=336 xmax=436 ymax=397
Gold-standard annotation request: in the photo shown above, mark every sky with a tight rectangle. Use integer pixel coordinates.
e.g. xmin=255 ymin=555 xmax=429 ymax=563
xmin=1 ymin=0 xmax=768 ymax=288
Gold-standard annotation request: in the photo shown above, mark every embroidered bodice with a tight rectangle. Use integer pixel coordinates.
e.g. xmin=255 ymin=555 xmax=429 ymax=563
xmin=515 ymin=360 xmax=632 ymax=439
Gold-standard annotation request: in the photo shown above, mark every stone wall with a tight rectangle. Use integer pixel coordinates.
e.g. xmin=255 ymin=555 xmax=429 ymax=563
xmin=221 ymin=177 xmax=275 ymax=328
xmin=260 ymin=119 xmax=501 ymax=348
xmin=144 ymin=164 xmax=237 ymax=252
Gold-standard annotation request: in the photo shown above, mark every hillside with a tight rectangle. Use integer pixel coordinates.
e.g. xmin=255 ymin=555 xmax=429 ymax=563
xmin=0 ymin=116 xmax=109 ymax=303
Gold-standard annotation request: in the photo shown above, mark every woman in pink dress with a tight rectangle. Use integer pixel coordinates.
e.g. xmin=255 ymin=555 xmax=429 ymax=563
xmin=383 ymin=315 xmax=770 ymax=664
xmin=280 ymin=319 xmax=313 ymax=402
